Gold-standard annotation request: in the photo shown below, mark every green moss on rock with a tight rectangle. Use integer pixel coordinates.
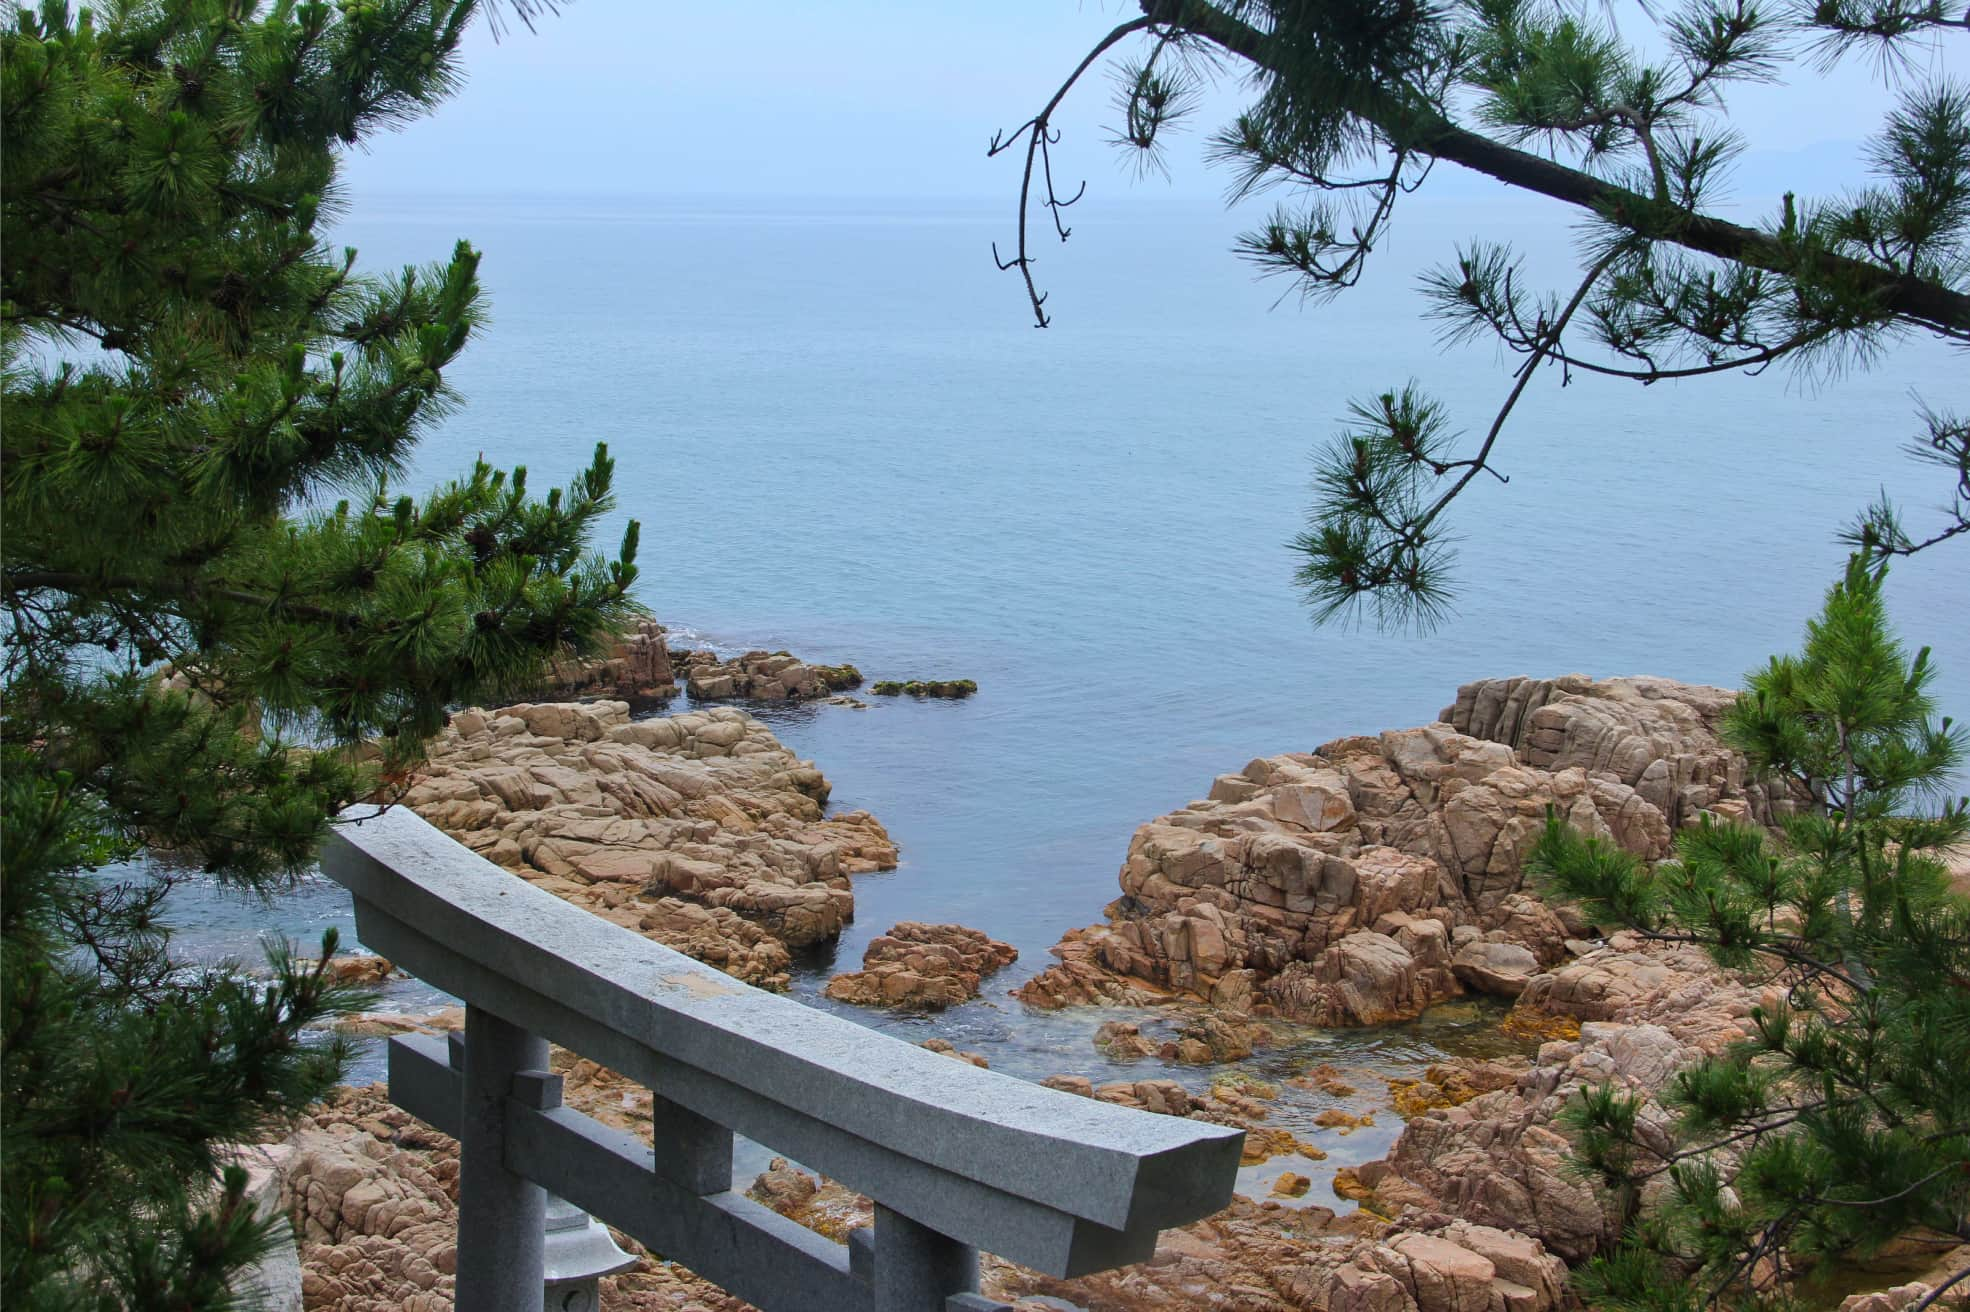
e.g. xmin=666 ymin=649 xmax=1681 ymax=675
xmin=869 ymin=678 xmax=977 ymax=698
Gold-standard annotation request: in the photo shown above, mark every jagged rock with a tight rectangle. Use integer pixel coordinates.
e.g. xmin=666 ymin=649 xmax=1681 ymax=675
xmin=332 ymin=1005 xmax=465 ymax=1039
xmin=1016 ymin=677 xmax=1769 ymax=1031
xmin=1093 ymin=1078 xmax=1207 ymax=1118
xmin=822 ymin=922 xmax=1017 ymax=1010
xmin=398 ymin=700 xmax=896 ymax=989
xmin=278 ymin=1090 xmax=460 ymax=1312
xmin=1343 ymin=940 xmax=1762 ymax=1261
xmin=1262 ymin=928 xmax=1458 ymax=1026
xmin=1444 ymin=674 xmax=1803 ymax=830
xmin=1318 ymin=1223 xmax=1571 ymax=1312
xmin=1482 ymin=893 xmax=1573 ymax=968
xmin=1040 ymin=1074 xmax=1094 ymax=1098
xmin=634 ymin=896 xmax=795 ymax=992
xmin=1515 ymin=932 xmax=1759 ymax=1038
xmin=538 ymin=618 xmax=677 ymax=703
xmin=989 ymin=1199 xmax=1568 ymax=1312
xmin=671 ymin=647 xmax=862 ymax=702
xmin=745 ymin=1158 xmax=873 ymax=1243
xmin=305 ymin=954 xmax=397 ymax=985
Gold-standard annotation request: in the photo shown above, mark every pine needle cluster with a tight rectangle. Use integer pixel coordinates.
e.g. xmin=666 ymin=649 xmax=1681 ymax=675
xmin=1530 ymin=555 xmax=1969 ymax=1310
xmin=1003 ymin=0 xmax=1969 ymax=626
xmin=2 ymin=3 xmax=641 ymax=1305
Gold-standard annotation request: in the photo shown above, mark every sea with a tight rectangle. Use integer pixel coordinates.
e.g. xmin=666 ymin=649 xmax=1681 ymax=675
xmin=153 ymin=190 xmax=1966 ymax=1185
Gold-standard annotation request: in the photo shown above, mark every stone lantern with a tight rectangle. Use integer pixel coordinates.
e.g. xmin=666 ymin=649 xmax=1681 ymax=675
xmin=541 ymin=1193 xmax=637 ymax=1312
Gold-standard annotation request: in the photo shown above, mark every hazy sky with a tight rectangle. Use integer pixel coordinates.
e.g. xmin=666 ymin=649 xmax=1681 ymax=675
xmin=341 ymin=1 xmax=1967 ymax=205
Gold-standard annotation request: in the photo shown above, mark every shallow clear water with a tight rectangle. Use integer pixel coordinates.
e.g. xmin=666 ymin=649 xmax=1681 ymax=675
xmin=144 ymin=195 xmax=1965 ymax=1171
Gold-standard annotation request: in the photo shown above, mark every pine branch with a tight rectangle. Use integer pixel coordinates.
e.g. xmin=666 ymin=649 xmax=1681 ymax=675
xmin=3 ymin=572 xmax=369 ymax=629
xmin=1144 ymin=0 xmax=1970 ymax=338
xmin=989 ymin=17 xmax=1158 ymax=326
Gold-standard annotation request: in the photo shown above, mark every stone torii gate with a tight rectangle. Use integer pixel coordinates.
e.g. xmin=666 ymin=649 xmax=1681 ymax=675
xmin=321 ymin=808 xmax=1244 ymax=1312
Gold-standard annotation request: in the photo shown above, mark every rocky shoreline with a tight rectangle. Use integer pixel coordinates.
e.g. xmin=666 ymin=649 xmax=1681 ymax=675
xmin=394 ymin=699 xmax=895 ymax=990
xmin=543 ymin=617 xmax=972 ymax=707
xmin=268 ymin=672 xmax=1966 ymax=1312
xmin=1014 ymin=674 xmax=1796 ymax=1027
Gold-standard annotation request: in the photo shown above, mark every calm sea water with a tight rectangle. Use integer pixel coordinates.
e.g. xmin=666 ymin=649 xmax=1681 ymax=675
xmin=175 ymin=193 xmax=1965 ymax=1100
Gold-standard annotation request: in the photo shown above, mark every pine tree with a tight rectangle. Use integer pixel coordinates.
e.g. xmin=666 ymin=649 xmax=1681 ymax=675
xmin=1 ymin=2 xmax=638 ymax=1304
xmin=995 ymin=0 xmax=1969 ymax=625
xmin=1529 ymin=555 xmax=1969 ymax=1310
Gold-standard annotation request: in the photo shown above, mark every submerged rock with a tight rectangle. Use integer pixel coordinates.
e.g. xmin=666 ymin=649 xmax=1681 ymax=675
xmin=1094 ymin=1019 xmax=1158 ymax=1060
xmin=869 ymin=679 xmax=977 ymax=698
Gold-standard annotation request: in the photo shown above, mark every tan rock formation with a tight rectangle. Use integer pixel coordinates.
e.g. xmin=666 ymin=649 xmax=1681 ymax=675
xmin=278 ymin=1088 xmax=462 ymax=1312
xmin=397 ymin=700 xmax=896 ymax=990
xmin=1343 ymin=935 xmax=1762 ymax=1261
xmin=822 ymin=922 xmax=1018 ymax=1010
xmin=746 ymin=1158 xmax=873 ymax=1242
xmin=672 ymin=647 xmax=862 ymax=702
xmin=1016 ymin=677 xmax=1772 ymax=1029
xmin=1094 ymin=1019 xmax=1158 ymax=1059
xmin=1164 ymin=1011 xmax=1272 ymax=1064
xmin=1443 ymin=674 xmax=1801 ymax=830
xmin=991 ymin=1202 xmax=1569 ymax=1312
xmin=540 ymin=618 xmax=677 ymax=703
xmin=307 ymin=954 xmax=398 ymax=985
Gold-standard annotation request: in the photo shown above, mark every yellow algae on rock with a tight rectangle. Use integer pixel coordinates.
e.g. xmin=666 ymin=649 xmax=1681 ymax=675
xmin=1499 ymin=1007 xmax=1583 ymax=1043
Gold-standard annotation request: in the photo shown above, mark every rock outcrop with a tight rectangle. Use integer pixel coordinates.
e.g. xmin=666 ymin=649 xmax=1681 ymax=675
xmin=989 ymin=1196 xmax=1570 ymax=1312
xmin=279 ymin=1070 xmax=1578 ymax=1312
xmin=671 ymin=647 xmax=862 ymax=702
xmin=822 ymin=922 xmax=1018 ymax=1010
xmin=538 ymin=618 xmax=677 ymax=703
xmin=1016 ymin=676 xmax=1775 ymax=1028
xmin=397 ymin=700 xmax=896 ymax=990
xmin=1444 ymin=674 xmax=1801 ymax=830
xmin=1340 ymin=932 xmax=1764 ymax=1261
